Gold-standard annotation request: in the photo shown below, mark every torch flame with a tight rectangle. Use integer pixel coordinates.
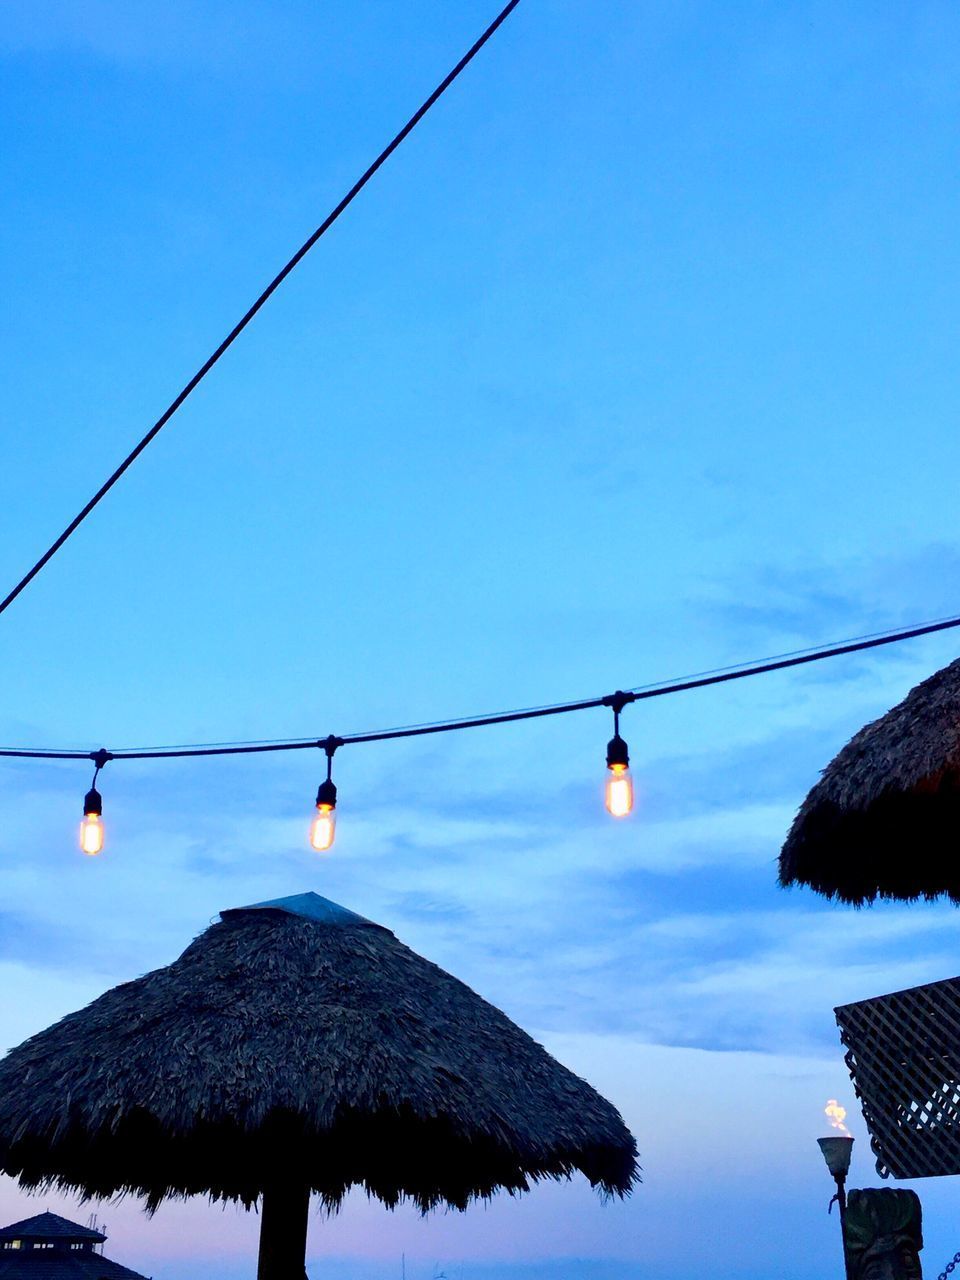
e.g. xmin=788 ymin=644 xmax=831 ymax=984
xmin=825 ymin=1099 xmax=849 ymax=1134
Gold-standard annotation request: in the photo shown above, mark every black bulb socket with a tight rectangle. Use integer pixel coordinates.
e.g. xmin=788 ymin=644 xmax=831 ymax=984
xmin=315 ymin=778 xmax=337 ymax=810
xmin=606 ymin=733 xmax=629 ymax=771
xmin=83 ymin=786 xmax=103 ymax=817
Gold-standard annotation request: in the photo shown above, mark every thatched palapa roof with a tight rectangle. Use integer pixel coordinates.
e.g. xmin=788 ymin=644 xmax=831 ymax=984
xmin=780 ymin=655 xmax=960 ymax=903
xmin=0 ymin=893 xmax=638 ymax=1213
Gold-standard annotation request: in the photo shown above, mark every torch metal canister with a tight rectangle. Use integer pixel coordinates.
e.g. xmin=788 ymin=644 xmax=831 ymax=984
xmin=819 ymin=1134 xmax=854 ymax=1279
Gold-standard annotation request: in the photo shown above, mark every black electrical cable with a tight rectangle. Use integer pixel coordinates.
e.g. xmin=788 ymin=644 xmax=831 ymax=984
xmin=1 ymin=610 xmax=958 ymax=764
xmin=0 ymin=0 xmax=522 ymax=621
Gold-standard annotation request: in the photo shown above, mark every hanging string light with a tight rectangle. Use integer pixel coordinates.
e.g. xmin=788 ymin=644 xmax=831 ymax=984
xmin=6 ymin=610 xmax=960 ymax=858
xmin=603 ymin=693 xmax=634 ymax=819
xmin=80 ymin=749 xmax=111 ymax=855
xmin=309 ymin=736 xmax=342 ymax=852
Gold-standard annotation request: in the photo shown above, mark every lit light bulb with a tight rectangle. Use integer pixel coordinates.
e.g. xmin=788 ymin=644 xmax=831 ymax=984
xmin=605 ymin=721 xmax=633 ymax=818
xmin=310 ymin=777 xmax=337 ymax=852
xmin=605 ymin=762 xmax=634 ymax=818
xmin=80 ymin=786 xmax=104 ymax=855
xmin=310 ymin=805 xmax=336 ymax=852
xmin=80 ymin=813 xmax=104 ymax=855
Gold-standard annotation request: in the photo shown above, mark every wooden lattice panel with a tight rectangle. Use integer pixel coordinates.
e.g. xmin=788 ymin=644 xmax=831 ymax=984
xmin=837 ymin=976 xmax=960 ymax=1179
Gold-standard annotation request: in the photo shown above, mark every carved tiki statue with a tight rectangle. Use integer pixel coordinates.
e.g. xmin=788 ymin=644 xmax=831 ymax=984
xmin=844 ymin=1188 xmax=923 ymax=1280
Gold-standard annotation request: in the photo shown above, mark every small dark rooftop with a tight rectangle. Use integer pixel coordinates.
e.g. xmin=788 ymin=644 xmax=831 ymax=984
xmin=0 ymin=1213 xmax=148 ymax=1280
xmin=0 ymin=1216 xmax=104 ymax=1244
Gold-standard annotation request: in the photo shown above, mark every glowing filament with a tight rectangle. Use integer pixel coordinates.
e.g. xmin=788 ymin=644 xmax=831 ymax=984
xmin=310 ymin=805 xmax=336 ymax=852
xmin=80 ymin=813 xmax=104 ymax=856
xmin=605 ymin=763 xmax=633 ymax=818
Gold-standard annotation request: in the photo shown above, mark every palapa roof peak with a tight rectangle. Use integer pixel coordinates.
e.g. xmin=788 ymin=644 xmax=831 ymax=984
xmin=0 ymin=1214 xmax=104 ymax=1244
xmin=780 ymin=655 xmax=960 ymax=903
xmin=0 ymin=892 xmax=638 ymax=1215
xmin=221 ymin=892 xmax=381 ymax=930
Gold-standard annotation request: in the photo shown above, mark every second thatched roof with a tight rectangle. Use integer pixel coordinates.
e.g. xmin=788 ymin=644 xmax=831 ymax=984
xmin=780 ymin=655 xmax=960 ymax=903
xmin=0 ymin=893 xmax=638 ymax=1212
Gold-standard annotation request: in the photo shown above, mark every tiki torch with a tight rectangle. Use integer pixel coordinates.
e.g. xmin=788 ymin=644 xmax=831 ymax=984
xmin=819 ymin=1100 xmax=854 ymax=1280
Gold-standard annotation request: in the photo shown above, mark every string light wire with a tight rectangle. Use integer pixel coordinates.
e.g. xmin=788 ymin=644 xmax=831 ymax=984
xmin=1 ymin=609 xmax=958 ymax=766
xmin=0 ymin=0 xmax=523 ymax=621
xmin=2 ymin=0 xmax=948 ymax=845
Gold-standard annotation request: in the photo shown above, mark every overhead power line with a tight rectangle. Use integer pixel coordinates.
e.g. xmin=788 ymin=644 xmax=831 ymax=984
xmin=2 ymin=609 xmax=958 ymax=764
xmin=0 ymin=0 xmax=522 ymax=621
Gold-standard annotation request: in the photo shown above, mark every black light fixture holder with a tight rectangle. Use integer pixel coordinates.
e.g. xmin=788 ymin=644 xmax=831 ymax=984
xmin=84 ymin=748 xmax=112 ymax=815
xmin=315 ymin=736 xmax=343 ymax=809
xmin=602 ymin=692 xmax=633 ymax=769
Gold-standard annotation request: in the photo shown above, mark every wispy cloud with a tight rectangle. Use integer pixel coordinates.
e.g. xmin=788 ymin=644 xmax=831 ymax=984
xmin=0 ymin=0 xmax=308 ymax=76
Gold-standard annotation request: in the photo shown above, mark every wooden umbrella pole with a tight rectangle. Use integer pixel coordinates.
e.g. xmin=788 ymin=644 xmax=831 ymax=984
xmin=257 ymin=1181 xmax=311 ymax=1280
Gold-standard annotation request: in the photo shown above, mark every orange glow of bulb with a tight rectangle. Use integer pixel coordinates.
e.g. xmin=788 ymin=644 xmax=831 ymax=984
xmin=310 ymin=805 xmax=336 ymax=852
xmin=80 ymin=813 xmax=104 ymax=856
xmin=605 ymin=763 xmax=634 ymax=818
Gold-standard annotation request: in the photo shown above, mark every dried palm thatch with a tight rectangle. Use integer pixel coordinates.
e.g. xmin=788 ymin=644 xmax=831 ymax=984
xmin=0 ymin=893 xmax=638 ymax=1219
xmin=780 ymin=656 xmax=960 ymax=903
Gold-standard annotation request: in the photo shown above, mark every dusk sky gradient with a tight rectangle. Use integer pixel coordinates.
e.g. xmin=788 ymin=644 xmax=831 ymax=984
xmin=3 ymin=2 xmax=960 ymax=1278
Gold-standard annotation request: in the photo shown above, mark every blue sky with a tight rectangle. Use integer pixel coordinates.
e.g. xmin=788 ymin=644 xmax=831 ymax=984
xmin=3 ymin=2 xmax=960 ymax=1277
